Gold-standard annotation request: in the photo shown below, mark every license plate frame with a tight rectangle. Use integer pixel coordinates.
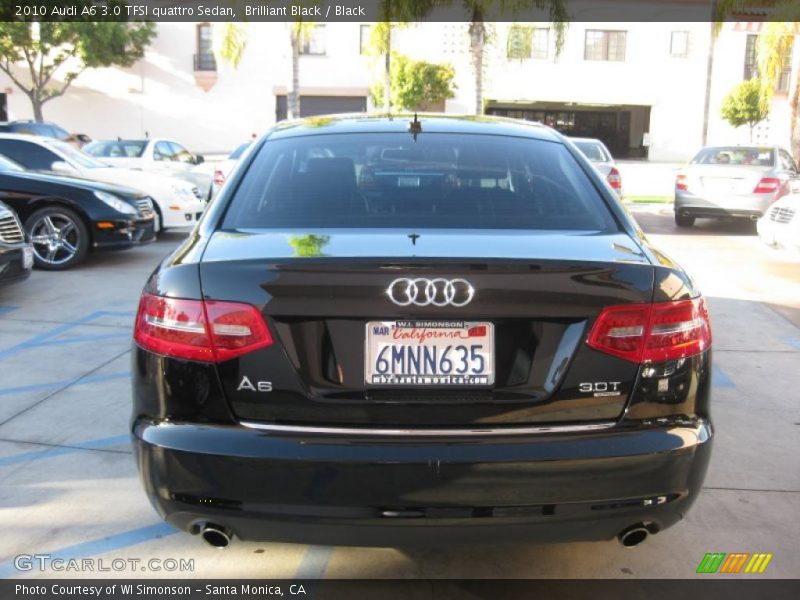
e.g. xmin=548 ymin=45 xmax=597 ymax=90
xmin=365 ymin=320 xmax=495 ymax=387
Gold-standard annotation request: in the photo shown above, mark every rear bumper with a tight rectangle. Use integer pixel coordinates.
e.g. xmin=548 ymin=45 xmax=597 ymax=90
xmin=132 ymin=418 xmax=713 ymax=546
xmin=675 ymin=191 xmax=773 ymax=218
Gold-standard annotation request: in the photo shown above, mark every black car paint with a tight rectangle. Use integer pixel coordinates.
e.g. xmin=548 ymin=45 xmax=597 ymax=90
xmin=0 ymin=169 xmax=156 ymax=250
xmin=132 ymin=115 xmax=711 ymax=546
xmin=0 ymin=201 xmax=32 ymax=286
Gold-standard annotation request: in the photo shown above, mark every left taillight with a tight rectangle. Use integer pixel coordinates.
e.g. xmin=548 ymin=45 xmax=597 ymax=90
xmin=133 ymin=293 xmax=273 ymax=362
xmin=587 ymin=297 xmax=711 ymax=363
xmin=607 ymin=167 xmax=622 ymax=191
xmin=213 ymin=169 xmax=226 ymax=186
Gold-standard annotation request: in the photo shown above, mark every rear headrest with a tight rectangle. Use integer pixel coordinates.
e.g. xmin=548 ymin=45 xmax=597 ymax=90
xmin=306 ymin=157 xmax=356 ymax=189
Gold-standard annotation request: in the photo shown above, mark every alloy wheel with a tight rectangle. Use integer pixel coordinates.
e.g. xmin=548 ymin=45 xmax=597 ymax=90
xmin=29 ymin=212 xmax=82 ymax=266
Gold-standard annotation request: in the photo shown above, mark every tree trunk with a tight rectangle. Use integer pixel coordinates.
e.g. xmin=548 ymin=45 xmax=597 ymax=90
xmin=32 ymin=95 xmax=44 ymax=122
xmin=288 ymin=31 xmax=300 ymax=120
xmin=469 ymin=20 xmax=485 ymax=116
xmin=701 ymin=6 xmax=718 ymax=146
xmin=383 ymin=27 xmax=391 ymax=113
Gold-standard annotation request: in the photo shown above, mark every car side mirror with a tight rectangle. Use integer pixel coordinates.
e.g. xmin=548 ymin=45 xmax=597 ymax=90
xmin=50 ymin=161 xmax=77 ymax=175
xmin=194 ymin=155 xmax=205 ymax=165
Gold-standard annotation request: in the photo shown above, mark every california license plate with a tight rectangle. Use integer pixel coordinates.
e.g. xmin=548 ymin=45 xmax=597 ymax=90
xmin=365 ymin=320 xmax=494 ymax=386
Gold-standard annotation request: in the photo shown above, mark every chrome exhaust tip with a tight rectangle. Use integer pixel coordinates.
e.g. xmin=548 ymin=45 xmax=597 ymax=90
xmin=200 ymin=524 xmax=232 ymax=549
xmin=618 ymin=524 xmax=649 ymax=548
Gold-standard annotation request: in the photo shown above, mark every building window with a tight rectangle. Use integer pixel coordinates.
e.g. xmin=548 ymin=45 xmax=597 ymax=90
xmin=507 ymin=25 xmax=532 ymax=59
xmin=745 ymin=34 xmax=792 ymax=92
xmin=301 ymin=25 xmax=326 ymax=55
xmin=359 ymin=24 xmax=371 ymax=55
xmin=671 ymin=31 xmax=689 ymax=57
xmin=194 ymin=23 xmax=216 ymax=71
xmin=532 ymin=28 xmax=550 ymax=59
xmin=584 ymin=30 xmax=626 ymax=61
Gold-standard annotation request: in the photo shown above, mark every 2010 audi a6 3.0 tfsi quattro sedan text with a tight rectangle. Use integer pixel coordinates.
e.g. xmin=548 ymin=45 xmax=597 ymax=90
xmin=131 ymin=115 xmax=713 ymax=549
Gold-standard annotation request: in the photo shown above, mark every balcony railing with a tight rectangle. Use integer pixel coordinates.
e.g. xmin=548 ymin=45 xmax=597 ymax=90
xmin=193 ymin=53 xmax=217 ymax=72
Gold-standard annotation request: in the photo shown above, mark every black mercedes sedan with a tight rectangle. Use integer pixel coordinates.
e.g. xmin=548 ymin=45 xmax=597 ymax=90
xmin=0 ymin=154 xmax=156 ymax=270
xmin=0 ymin=200 xmax=33 ymax=286
xmin=132 ymin=115 xmax=712 ymax=549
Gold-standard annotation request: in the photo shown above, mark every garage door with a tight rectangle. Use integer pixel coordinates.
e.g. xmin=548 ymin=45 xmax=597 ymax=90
xmin=276 ymin=95 xmax=367 ymax=121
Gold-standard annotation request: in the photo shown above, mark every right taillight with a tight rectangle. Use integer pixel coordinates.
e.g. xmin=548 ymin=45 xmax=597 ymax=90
xmin=753 ymin=177 xmax=782 ymax=195
xmin=134 ymin=293 xmax=273 ymax=362
xmin=607 ymin=167 xmax=622 ymax=190
xmin=676 ymin=174 xmax=689 ymax=191
xmin=587 ymin=297 xmax=711 ymax=363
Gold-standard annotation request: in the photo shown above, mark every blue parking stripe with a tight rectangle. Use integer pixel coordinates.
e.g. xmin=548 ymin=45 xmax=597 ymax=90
xmin=294 ymin=546 xmax=334 ymax=580
xmin=784 ymin=336 xmax=800 ymax=350
xmin=0 ymin=523 xmax=178 ymax=578
xmin=0 ymin=306 xmax=19 ymax=316
xmin=25 ymin=331 xmax=131 ymax=348
xmin=0 ymin=371 xmax=129 ymax=397
xmin=712 ymin=364 xmax=735 ymax=388
xmin=0 ymin=310 xmax=134 ymax=360
xmin=0 ymin=434 xmax=130 ymax=468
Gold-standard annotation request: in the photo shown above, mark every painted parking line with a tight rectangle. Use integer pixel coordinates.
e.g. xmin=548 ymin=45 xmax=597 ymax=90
xmin=0 ymin=370 xmax=129 ymax=398
xmin=0 ymin=310 xmax=134 ymax=360
xmin=0 ymin=434 xmax=130 ymax=468
xmin=712 ymin=364 xmax=735 ymax=389
xmin=23 ymin=331 xmax=131 ymax=348
xmin=784 ymin=336 xmax=800 ymax=350
xmin=294 ymin=546 xmax=334 ymax=580
xmin=0 ymin=306 xmax=20 ymax=316
xmin=0 ymin=523 xmax=178 ymax=578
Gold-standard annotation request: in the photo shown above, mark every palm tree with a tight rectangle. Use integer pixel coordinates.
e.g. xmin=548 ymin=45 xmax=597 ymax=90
xmin=756 ymin=22 xmax=800 ymax=159
xmin=456 ymin=1 xmax=569 ymax=115
xmin=214 ymin=14 xmax=314 ymax=120
xmin=288 ymin=21 xmax=315 ymax=119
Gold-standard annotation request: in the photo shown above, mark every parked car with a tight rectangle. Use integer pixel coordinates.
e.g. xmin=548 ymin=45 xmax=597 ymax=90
xmin=570 ymin=137 xmax=623 ymax=197
xmin=132 ymin=115 xmax=712 ymax=549
xmin=212 ymin=142 xmax=251 ymax=197
xmin=757 ymin=193 xmax=800 ymax=253
xmin=0 ymin=200 xmax=33 ymax=285
xmin=0 ymin=120 xmax=90 ymax=147
xmin=0 ymin=134 xmax=205 ymax=232
xmin=674 ymin=145 xmax=798 ymax=227
xmin=84 ymin=138 xmax=213 ymax=200
xmin=0 ymin=154 xmax=155 ymax=269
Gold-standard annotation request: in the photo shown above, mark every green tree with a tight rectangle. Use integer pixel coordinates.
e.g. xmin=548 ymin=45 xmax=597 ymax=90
xmin=371 ymin=54 xmax=457 ymax=111
xmin=0 ymin=20 xmax=156 ymax=121
xmin=721 ymin=79 xmax=769 ymax=142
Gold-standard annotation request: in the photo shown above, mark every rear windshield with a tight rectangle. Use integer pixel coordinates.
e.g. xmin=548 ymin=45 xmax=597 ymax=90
xmin=86 ymin=140 xmax=147 ymax=158
xmin=573 ymin=140 xmax=610 ymax=162
xmin=222 ymin=133 xmax=616 ymax=231
xmin=691 ymin=147 xmax=775 ymax=166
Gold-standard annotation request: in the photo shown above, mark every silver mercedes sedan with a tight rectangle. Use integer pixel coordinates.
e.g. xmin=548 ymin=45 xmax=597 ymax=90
xmin=674 ymin=145 xmax=799 ymax=227
xmin=570 ymin=137 xmax=623 ymax=198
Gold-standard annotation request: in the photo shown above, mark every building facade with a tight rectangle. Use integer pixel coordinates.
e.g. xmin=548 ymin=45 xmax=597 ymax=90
xmin=0 ymin=20 xmax=796 ymax=161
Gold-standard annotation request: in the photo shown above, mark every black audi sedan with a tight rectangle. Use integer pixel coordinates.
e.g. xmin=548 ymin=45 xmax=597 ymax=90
xmin=0 ymin=154 xmax=155 ymax=270
xmin=0 ymin=200 xmax=33 ymax=286
xmin=132 ymin=115 xmax=712 ymax=549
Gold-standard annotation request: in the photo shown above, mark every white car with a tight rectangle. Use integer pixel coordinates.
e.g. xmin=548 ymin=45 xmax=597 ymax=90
xmin=0 ymin=134 xmax=206 ymax=231
xmin=757 ymin=194 xmax=800 ymax=253
xmin=212 ymin=142 xmax=251 ymax=197
xmin=84 ymin=138 xmax=214 ymax=201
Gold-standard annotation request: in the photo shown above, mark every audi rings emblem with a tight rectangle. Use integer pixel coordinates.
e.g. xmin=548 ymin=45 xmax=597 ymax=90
xmin=387 ymin=278 xmax=475 ymax=307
